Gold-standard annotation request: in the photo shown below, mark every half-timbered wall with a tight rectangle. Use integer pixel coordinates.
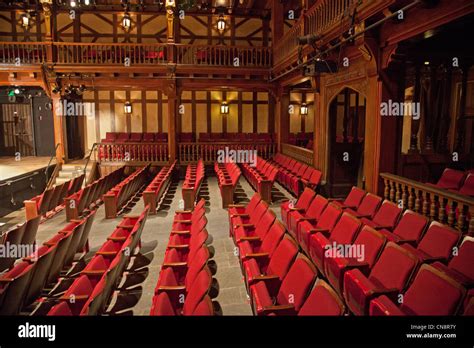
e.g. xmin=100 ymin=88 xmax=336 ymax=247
xmin=81 ymin=89 xmax=271 ymax=150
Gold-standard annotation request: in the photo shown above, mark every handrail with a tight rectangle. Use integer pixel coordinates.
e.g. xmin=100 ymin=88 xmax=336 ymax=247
xmin=83 ymin=142 xmax=99 ymax=177
xmin=0 ymin=41 xmax=272 ymax=68
xmin=45 ymin=143 xmax=62 ymax=186
xmin=281 ymin=143 xmax=314 ymax=166
xmin=380 ymin=172 xmax=474 ymax=233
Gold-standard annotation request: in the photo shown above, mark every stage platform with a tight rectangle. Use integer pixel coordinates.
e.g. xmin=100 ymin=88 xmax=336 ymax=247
xmin=0 ymin=156 xmax=55 ymax=182
xmin=0 ymin=156 xmax=57 ymax=219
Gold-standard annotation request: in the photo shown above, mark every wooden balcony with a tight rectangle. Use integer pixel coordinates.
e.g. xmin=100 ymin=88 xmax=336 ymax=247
xmin=380 ymin=173 xmax=474 ymax=234
xmin=0 ymin=41 xmax=271 ymax=73
xmin=273 ymin=0 xmax=392 ymax=74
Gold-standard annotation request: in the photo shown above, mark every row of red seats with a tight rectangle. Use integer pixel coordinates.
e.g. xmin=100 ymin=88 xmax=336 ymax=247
xmin=182 ymin=160 xmax=205 ymax=210
xmin=214 ymin=162 xmax=241 ymax=208
xmin=47 ymin=207 xmax=149 ymax=315
xmin=103 ymin=165 xmax=150 ymax=218
xmin=241 ymin=156 xmax=278 ymax=203
xmin=270 ymin=153 xmax=322 ymax=197
xmin=102 ymin=132 xmax=168 ymax=143
xmin=0 ymin=210 xmax=96 ymax=315
xmin=0 ymin=215 xmax=40 ymax=272
xmin=282 ymin=187 xmax=473 ymax=315
xmin=428 ymin=168 xmax=474 ymax=196
xmin=24 ymin=174 xmax=85 ymax=221
xmin=143 ymin=161 xmax=176 ymax=214
xmin=150 ymin=199 xmax=217 ymax=315
xmin=227 ymin=193 xmax=345 ymax=315
xmin=65 ymin=167 xmax=125 ymax=221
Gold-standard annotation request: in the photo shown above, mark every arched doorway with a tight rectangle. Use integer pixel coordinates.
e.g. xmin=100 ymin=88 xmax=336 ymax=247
xmin=327 ymin=87 xmax=366 ymax=197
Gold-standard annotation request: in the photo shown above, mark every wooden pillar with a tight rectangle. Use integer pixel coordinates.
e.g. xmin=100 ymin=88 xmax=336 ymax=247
xmin=271 ymin=0 xmax=284 ymax=43
xmin=40 ymin=0 xmax=54 ymax=63
xmin=275 ymin=88 xmax=289 ymax=153
xmin=166 ymin=82 xmax=178 ymax=162
xmin=408 ymin=65 xmax=421 ymax=154
xmin=312 ymin=90 xmax=321 ymax=167
xmin=51 ymin=94 xmax=65 ymax=162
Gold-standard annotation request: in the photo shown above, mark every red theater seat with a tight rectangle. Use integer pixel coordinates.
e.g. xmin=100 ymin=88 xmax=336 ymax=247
xmin=308 ymin=212 xmax=362 ymax=274
xmin=369 ymin=264 xmax=465 ymax=315
xmin=250 ymin=255 xmax=317 ymax=315
xmin=280 ymin=187 xmax=316 ymax=227
xmin=430 ymin=168 xmax=466 ymax=190
xmin=287 ymin=194 xmax=328 ymax=238
xmin=377 ymin=210 xmax=428 ymax=245
xmin=330 ymin=186 xmax=366 ymax=210
xmin=325 ymin=226 xmax=387 ymax=294
xmin=432 ymin=237 xmax=474 ymax=287
xmin=344 ymin=193 xmax=382 ymax=219
xmin=238 ymin=219 xmax=285 ymax=263
xmin=360 ymin=200 xmax=402 ymax=231
xmin=297 ymin=203 xmax=342 ymax=254
xmin=401 ymin=221 xmax=461 ymax=263
xmin=298 ymin=280 xmax=345 ymax=316
xmin=343 ymin=242 xmax=419 ymax=315
xmin=242 ymin=236 xmax=298 ymax=290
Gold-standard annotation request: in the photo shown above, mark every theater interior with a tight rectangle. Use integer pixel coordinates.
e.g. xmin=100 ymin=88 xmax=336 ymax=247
xmin=0 ymin=0 xmax=473 ymax=343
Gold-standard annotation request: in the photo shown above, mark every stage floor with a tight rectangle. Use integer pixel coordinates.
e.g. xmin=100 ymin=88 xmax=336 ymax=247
xmin=0 ymin=156 xmax=55 ymax=182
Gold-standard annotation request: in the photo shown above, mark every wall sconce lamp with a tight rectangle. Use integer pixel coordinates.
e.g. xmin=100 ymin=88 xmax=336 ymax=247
xmin=217 ymin=14 xmax=226 ymax=33
xmin=21 ymin=12 xmax=31 ymax=29
xmin=122 ymin=13 xmax=132 ymax=31
xmin=300 ymin=103 xmax=308 ymax=116
xmin=124 ymin=101 xmax=132 ymax=114
xmin=220 ymin=102 xmax=229 ymax=114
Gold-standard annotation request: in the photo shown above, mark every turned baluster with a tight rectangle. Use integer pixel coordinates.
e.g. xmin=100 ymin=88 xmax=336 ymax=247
xmin=422 ymin=191 xmax=430 ymax=218
xmin=414 ymin=189 xmax=421 ymax=213
xmin=438 ymin=197 xmax=446 ymax=224
xmin=408 ymin=187 xmax=415 ymax=210
xmin=383 ymin=178 xmax=389 ymax=200
xmin=429 ymin=194 xmax=437 ymax=220
xmin=401 ymin=184 xmax=408 ymax=209
xmin=395 ymin=182 xmax=401 ymax=204
xmin=389 ymin=181 xmax=396 ymax=202
xmin=456 ymin=204 xmax=467 ymax=232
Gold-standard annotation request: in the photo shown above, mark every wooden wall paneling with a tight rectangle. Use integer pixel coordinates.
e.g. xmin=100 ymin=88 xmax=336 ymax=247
xmin=158 ymin=90 xmax=163 ymax=133
xmin=94 ymin=90 xmax=100 ymax=143
xmin=109 ymin=90 xmax=115 ymax=132
xmin=192 ymin=90 xmax=196 ymax=135
xmin=141 ymin=90 xmax=147 ymax=132
xmin=238 ymin=91 xmax=243 ymax=133
xmin=125 ymin=90 xmax=131 ymax=132
xmin=206 ymin=91 xmax=211 ymax=133
xmin=252 ymin=91 xmax=257 ymax=133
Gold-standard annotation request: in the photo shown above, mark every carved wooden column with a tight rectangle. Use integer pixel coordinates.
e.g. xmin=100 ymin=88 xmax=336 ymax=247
xmin=166 ymin=1 xmax=177 ymax=63
xmin=40 ymin=0 xmax=54 ymax=63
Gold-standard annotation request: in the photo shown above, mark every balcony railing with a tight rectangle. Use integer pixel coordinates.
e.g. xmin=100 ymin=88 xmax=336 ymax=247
xmin=281 ymin=143 xmax=314 ymax=166
xmin=98 ymin=142 xmax=169 ymax=163
xmin=0 ymin=41 xmax=271 ymax=69
xmin=178 ymin=142 xmax=276 ymax=164
xmin=0 ymin=42 xmax=48 ymax=65
xmin=175 ymin=44 xmax=271 ymax=67
xmin=380 ymin=173 xmax=474 ymax=235
xmin=273 ymin=0 xmax=359 ymax=66
xmin=56 ymin=42 xmax=168 ymax=65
